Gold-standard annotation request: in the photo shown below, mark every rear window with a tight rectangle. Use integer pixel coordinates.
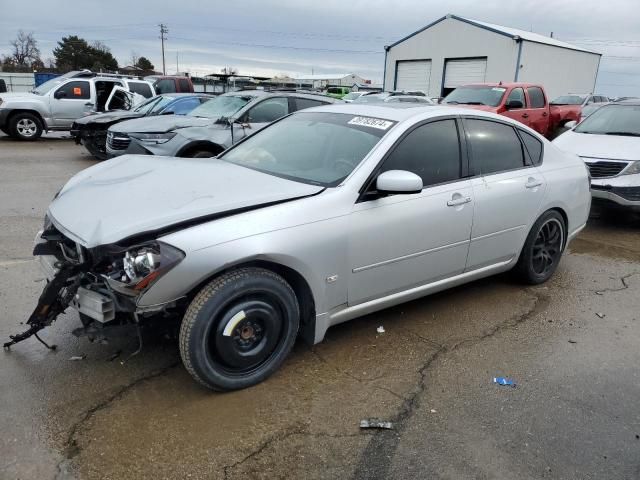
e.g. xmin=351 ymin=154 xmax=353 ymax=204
xmin=527 ymin=87 xmax=546 ymax=108
xmin=128 ymin=82 xmax=153 ymax=98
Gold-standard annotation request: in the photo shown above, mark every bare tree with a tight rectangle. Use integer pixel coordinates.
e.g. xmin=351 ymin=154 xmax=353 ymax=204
xmin=220 ymin=66 xmax=238 ymax=76
xmin=130 ymin=50 xmax=139 ymax=68
xmin=10 ymin=30 xmax=40 ymax=67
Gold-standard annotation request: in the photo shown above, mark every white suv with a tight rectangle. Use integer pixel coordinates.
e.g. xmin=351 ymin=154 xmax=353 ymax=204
xmin=0 ymin=71 xmax=155 ymax=140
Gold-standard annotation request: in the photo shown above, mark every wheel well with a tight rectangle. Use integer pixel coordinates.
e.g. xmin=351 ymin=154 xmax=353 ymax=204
xmin=547 ymin=207 xmax=569 ymax=249
xmin=178 ymin=142 xmax=224 ymax=158
xmin=8 ymin=109 xmax=46 ymax=129
xmin=187 ymin=260 xmax=317 ymax=345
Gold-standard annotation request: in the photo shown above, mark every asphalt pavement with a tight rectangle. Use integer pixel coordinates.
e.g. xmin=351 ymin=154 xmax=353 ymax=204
xmin=1 ymin=133 xmax=639 ymax=480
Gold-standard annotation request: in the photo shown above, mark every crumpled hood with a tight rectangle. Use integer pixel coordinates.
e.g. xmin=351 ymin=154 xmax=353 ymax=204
xmin=75 ymin=110 xmax=144 ymax=126
xmin=49 ymin=155 xmax=323 ymax=247
xmin=553 ymin=130 xmax=640 ymax=161
xmin=109 ymin=115 xmax=213 ymax=134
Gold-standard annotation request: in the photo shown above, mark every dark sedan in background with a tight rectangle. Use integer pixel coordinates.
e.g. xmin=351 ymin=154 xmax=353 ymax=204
xmin=71 ymin=93 xmax=212 ymax=159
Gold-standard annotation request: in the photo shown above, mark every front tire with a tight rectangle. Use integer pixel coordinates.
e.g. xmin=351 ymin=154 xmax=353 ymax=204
xmin=179 ymin=268 xmax=300 ymax=391
xmin=9 ymin=112 xmax=43 ymax=141
xmin=83 ymin=137 xmax=109 ymax=160
xmin=514 ymin=210 xmax=566 ymax=284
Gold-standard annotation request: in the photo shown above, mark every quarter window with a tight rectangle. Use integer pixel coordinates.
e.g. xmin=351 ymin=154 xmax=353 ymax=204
xmin=519 ymin=130 xmax=543 ymax=165
xmin=178 ymin=78 xmax=191 ymax=91
xmin=466 ymin=119 xmax=526 ymax=174
xmin=527 ymin=87 xmax=546 ymax=108
xmin=294 ymin=98 xmax=328 ymax=111
xmin=506 ymin=88 xmax=526 ymax=107
xmin=155 ymin=79 xmax=176 ymax=94
xmin=380 ymin=119 xmax=461 ymax=187
xmin=56 ymin=81 xmax=90 ymax=99
xmin=246 ymin=97 xmax=289 ymax=123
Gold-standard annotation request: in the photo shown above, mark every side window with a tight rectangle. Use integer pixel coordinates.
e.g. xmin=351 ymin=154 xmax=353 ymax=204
xmin=56 ymin=81 xmax=90 ymax=99
xmin=294 ymin=97 xmax=328 ymax=111
xmin=155 ymin=79 xmax=176 ymax=94
xmin=246 ymin=97 xmax=289 ymax=123
xmin=178 ymin=78 xmax=191 ymax=92
xmin=527 ymin=87 xmax=546 ymax=108
xmin=466 ymin=119 xmax=526 ymax=174
xmin=506 ymin=88 xmax=526 ymax=108
xmin=519 ymin=130 xmax=543 ymax=166
xmin=128 ymin=82 xmax=153 ymax=98
xmin=379 ymin=120 xmax=461 ymax=187
xmin=169 ymin=97 xmax=201 ymax=115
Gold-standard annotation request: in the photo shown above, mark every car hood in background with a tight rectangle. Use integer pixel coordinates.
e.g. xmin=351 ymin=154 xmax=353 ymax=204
xmin=74 ymin=110 xmax=145 ymax=126
xmin=49 ymin=155 xmax=323 ymax=247
xmin=444 ymin=104 xmax=499 ymax=113
xmin=553 ymin=130 xmax=640 ymax=161
xmin=109 ymin=115 xmax=213 ymax=134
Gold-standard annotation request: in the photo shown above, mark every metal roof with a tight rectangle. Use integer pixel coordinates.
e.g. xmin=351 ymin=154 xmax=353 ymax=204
xmin=388 ymin=14 xmax=600 ymax=56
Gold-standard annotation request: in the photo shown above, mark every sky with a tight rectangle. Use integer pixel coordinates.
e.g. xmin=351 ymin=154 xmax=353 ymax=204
xmin=1 ymin=0 xmax=640 ymax=97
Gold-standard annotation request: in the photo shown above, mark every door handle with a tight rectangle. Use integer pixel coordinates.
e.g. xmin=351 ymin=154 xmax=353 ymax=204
xmin=521 ymin=113 xmax=529 ymax=118
xmin=84 ymin=102 xmax=94 ymax=106
xmin=542 ymin=112 xmax=548 ymax=117
xmin=447 ymin=196 xmax=472 ymax=207
xmin=525 ymin=179 xmax=543 ymax=189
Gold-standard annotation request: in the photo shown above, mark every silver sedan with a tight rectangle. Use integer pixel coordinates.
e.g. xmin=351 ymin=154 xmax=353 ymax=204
xmin=11 ymin=104 xmax=591 ymax=391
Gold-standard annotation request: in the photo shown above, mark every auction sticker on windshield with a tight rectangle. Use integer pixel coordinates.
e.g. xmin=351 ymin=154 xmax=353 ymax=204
xmin=348 ymin=116 xmax=393 ymax=130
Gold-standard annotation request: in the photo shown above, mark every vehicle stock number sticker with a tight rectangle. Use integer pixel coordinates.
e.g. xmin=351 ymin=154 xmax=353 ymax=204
xmin=348 ymin=116 xmax=393 ymax=130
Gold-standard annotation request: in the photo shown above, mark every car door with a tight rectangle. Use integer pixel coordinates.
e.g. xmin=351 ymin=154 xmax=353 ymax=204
xmin=501 ymin=87 xmax=533 ymax=128
xmin=348 ymin=118 xmax=474 ymax=305
xmin=49 ymin=80 xmax=93 ymax=128
xmin=525 ymin=86 xmax=550 ymax=136
xmin=234 ymin=97 xmax=290 ymax=142
xmin=463 ymin=117 xmax=546 ymax=271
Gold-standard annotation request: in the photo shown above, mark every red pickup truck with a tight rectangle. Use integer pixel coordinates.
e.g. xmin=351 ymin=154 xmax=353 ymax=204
xmin=442 ymin=83 xmax=580 ymax=137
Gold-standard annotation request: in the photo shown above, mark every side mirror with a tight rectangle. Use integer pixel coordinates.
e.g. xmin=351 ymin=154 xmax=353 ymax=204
xmin=376 ymin=170 xmax=423 ymax=194
xmin=505 ymin=99 xmax=523 ymax=109
xmin=54 ymin=90 xmax=67 ymax=99
xmin=565 ymin=120 xmax=577 ymax=129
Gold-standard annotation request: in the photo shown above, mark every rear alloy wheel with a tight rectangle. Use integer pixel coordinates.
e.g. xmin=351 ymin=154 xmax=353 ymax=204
xmin=179 ymin=268 xmax=300 ymax=391
xmin=9 ymin=113 xmax=43 ymax=141
xmin=515 ymin=210 xmax=565 ymax=284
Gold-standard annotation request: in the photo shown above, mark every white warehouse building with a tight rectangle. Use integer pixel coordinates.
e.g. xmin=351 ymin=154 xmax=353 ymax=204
xmin=384 ymin=14 xmax=601 ymax=100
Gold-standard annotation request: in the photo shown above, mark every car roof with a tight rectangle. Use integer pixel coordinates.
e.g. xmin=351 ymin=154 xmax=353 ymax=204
xmin=612 ymin=100 xmax=640 ymax=106
xmin=224 ymin=89 xmax=340 ymax=102
xmin=308 ymin=103 xmax=514 ymax=123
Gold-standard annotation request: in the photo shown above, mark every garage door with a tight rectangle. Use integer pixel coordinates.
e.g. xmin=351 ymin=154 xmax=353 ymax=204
xmin=443 ymin=58 xmax=487 ymax=89
xmin=395 ymin=60 xmax=431 ymax=93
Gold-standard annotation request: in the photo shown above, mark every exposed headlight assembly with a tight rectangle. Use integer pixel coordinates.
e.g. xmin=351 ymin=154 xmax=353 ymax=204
xmin=622 ymin=160 xmax=640 ymax=175
xmin=120 ymin=242 xmax=184 ymax=291
xmin=129 ymin=132 xmax=177 ymax=144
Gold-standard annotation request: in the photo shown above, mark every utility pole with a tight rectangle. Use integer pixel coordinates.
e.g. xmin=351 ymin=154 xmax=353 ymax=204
xmin=159 ymin=23 xmax=168 ymax=75
xmin=176 ymin=51 xmax=179 ymax=74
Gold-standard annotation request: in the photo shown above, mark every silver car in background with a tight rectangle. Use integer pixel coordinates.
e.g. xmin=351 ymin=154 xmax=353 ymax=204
xmin=106 ymin=89 xmax=340 ymax=158
xmin=554 ymin=101 xmax=640 ymax=211
xmin=13 ymin=104 xmax=590 ymax=391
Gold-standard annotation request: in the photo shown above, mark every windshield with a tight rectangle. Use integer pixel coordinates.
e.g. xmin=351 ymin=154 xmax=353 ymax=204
xmin=133 ymin=96 xmax=163 ymax=114
xmin=343 ymin=92 xmax=363 ymax=101
xmin=581 ymin=103 xmax=606 ymax=118
xmin=443 ymin=86 xmax=506 ymax=107
xmin=575 ymin=104 xmax=640 ymax=136
xmin=188 ymin=94 xmax=252 ymax=119
xmin=551 ymin=95 xmax=586 ymax=105
xmin=221 ymin=112 xmax=392 ymax=186
xmin=32 ymin=72 xmax=80 ymax=95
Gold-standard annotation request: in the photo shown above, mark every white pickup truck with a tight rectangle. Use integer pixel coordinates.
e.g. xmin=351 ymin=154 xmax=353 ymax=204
xmin=0 ymin=71 xmax=155 ymax=140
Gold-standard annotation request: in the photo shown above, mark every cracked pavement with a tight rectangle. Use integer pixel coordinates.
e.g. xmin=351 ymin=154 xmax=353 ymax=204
xmin=1 ymin=134 xmax=639 ymax=479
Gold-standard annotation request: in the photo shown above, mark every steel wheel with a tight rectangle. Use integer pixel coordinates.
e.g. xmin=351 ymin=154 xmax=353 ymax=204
xmin=531 ymin=218 xmax=564 ymax=276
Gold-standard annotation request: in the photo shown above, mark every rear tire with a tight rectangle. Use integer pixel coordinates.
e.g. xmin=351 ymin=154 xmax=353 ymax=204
xmin=179 ymin=268 xmax=300 ymax=391
xmin=186 ymin=150 xmax=217 ymax=158
xmin=514 ymin=210 xmax=566 ymax=285
xmin=8 ymin=112 xmax=43 ymax=141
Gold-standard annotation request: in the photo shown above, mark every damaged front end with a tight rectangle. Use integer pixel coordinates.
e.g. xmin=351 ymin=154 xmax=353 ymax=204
xmin=4 ymin=216 xmax=185 ymax=350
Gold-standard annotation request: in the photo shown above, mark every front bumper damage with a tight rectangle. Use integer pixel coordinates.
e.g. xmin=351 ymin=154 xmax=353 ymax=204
xmin=4 ymin=219 xmax=184 ymax=350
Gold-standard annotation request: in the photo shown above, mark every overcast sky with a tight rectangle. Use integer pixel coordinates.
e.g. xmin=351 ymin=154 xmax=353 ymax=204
xmin=1 ymin=0 xmax=640 ymax=96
